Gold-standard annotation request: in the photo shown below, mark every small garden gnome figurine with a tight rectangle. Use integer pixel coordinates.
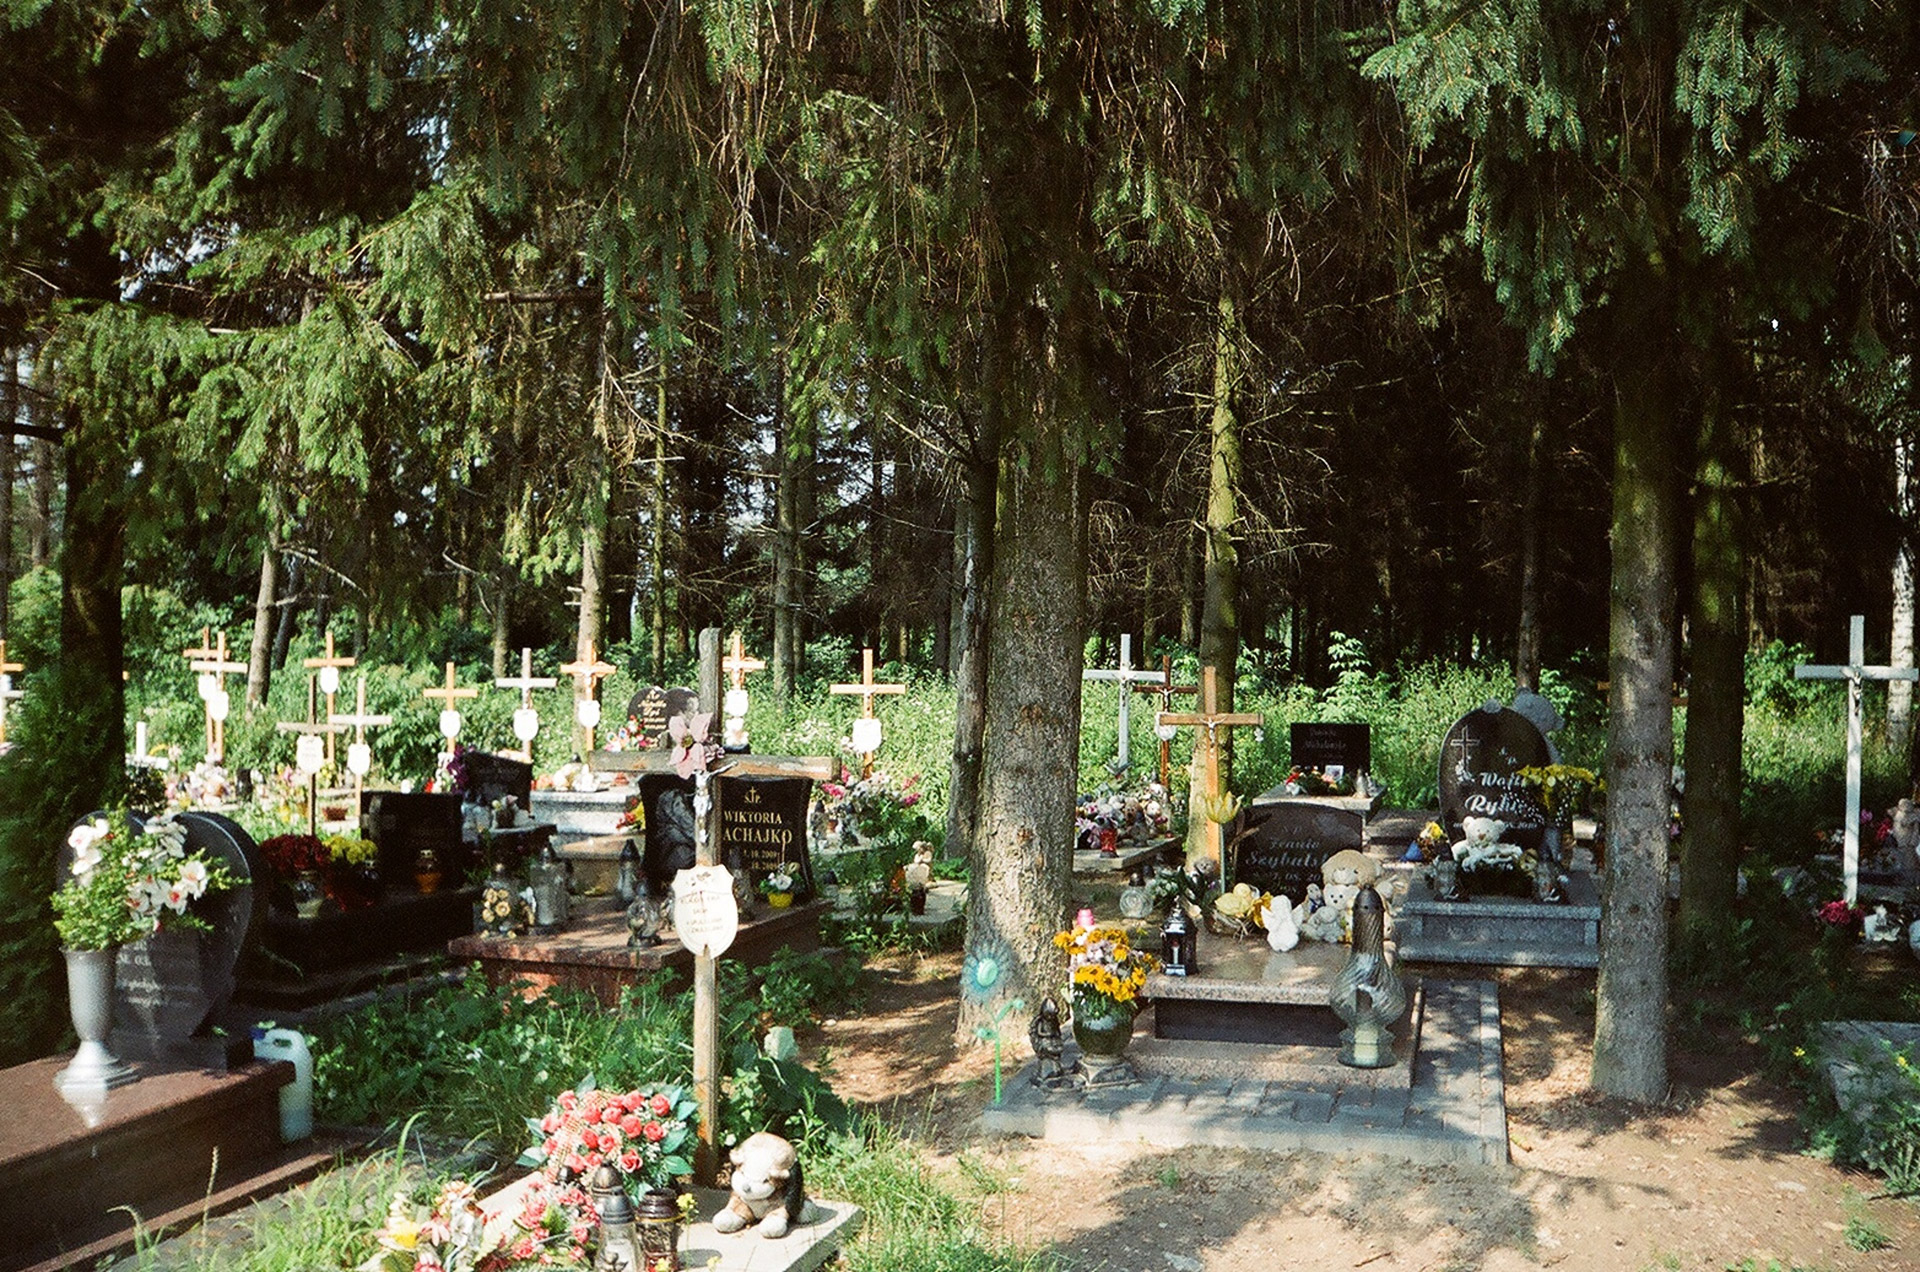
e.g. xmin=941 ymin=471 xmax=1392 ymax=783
xmin=1029 ymin=995 xmax=1066 ymax=1086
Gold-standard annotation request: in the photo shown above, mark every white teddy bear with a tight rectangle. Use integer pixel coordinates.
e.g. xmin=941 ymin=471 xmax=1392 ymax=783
xmin=1452 ymin=816 xmax=1522 ymax=872
xmin=713 ymin=1132 xmax=817 ymax=1238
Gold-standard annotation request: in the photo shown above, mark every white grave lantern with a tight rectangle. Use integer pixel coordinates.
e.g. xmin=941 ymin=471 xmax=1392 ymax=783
xmin=438 ymin=708 xmax=462 ymax=740
xmin=513 ymin=707 xmax=541 ymax=743
xmin=346 ymin=741 xmax=372 ymax=777
xmin=851 ymin=715 xmax=882 ymax=756
xmin=724 ymin=687 xmax=750 ymax=719
xmin=295 ymin=734 xmax=326 ymax=775
xmin=575 ymin=697 xmax=602 ymax=730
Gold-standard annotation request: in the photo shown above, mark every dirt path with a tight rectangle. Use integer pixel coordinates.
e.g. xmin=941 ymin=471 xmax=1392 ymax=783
xmin=815 ymin=951 xmax=1920 ymax=1272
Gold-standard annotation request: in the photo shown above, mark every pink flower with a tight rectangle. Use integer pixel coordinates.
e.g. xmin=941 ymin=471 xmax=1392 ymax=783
xmin=619 ymin=1150 xmax=641 ymax=1172
xmin=649 ymin=1093 xmax=671 ymax=1116
xmin=621 ymin=1114 xmax=644 ymax=1137
xmin=642 ymin=1121 xmax=665 ymax=1142
xmin=901 ymin=793 xmax=920 ymax=807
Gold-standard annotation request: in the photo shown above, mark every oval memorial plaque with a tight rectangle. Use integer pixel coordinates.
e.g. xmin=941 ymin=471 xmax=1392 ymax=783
xmin=671 ymin=865 xmax=740 ymax=958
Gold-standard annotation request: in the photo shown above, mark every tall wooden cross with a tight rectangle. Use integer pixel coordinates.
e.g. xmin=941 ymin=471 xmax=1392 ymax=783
xmin=1133 ymin=654 xmax=1198 ymax=788
xmin=829 ymin=647 xmax=906 ymax=777
xmin=1158 ymin=666 xmax=1264 ymax=878
xmin=560 ymin=643 xmax=619 ymax=755
xmin=1082 ymin=633 xmax=1165 ymax=774
xmin=277 ymin=676 xmax=346 ymax=834
xmin=721 ymin=631 xmax=767 ymax=750
xmin=187 ymin=630 xmax=247 ymax=764
xmin=303 ymin=633 xmax=358 ymax=765
xmin=1796 ymin=614 xmax=1919 ymax=904
xmin=496 ymin=647 xmax=558 ymax=761
xmin=330 ymin=674 xmax=394 ymax=809
xmin=422 ymin=662 xmax=479 ymax=742
xmin=0 ymin=641 xmax=23 ymax=746
xmin=590 ymin=628 xmax=832 ymax=1186
xmin=723 ymin=630 xmax=766 ymax=691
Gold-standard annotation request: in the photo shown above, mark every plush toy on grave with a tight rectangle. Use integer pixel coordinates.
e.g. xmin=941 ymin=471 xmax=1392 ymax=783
xmin=543 ymin=759 xmax=601 ymax=793
xmin=713 ymin=1132 xmax=817 ymax=1238
xmin=1212 ymin=882 xmax=1274 ymax=936
xmin=1295 ymin=849 xmax=1386 ymax=943
xmin=1452 ymin=816 xmax=1525 ymax=873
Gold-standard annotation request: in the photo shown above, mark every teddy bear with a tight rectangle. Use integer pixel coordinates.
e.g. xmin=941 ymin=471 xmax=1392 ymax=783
xmin=1296 ymin=849 xmax=1389 ymax=943
xmin=1452 ymin=816 xmax=1521 ymax=872
xmin=712 ymin=1131 xmax=815 ymax=1238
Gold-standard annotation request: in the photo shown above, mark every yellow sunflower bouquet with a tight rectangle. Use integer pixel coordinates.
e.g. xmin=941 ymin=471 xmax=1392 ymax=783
xmin=1053 ymin=924 xmax=1159 ymax=1017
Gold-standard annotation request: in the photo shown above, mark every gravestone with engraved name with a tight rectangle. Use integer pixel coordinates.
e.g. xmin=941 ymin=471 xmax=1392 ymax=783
xmin=57 ymin=811 xmax=261 ymax=1069
xmin=1289 ymin=722 xmax=1371 ymax=777
xmin=633 ymin=772 xmax=697 ymax=895
xmin=1230 ymin=802 xmax=1365 ymax=900
xmin=717 ymin=776 xmax=815 ymax=899
xmin=1436 ymin=703 xmax=1552 ymax=853
xmin=624 ymin=685 xmax=699 ymax=747
xmin=462 ymin=749 xmax=534 ymax=814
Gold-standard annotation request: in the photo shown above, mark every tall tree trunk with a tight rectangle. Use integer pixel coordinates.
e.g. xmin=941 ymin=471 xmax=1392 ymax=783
xmin=1680 ymin=339 xmax=1746 ymax=950
xmin=490 ymin=577 xmax=510 ymax=680
xmin=1199 ymin=285 xmax=1244 ymax=775
xmin=1515 ymin=412 xmax=1548 ymax=691
xmin=1593 ymin=261 xmax=1679 ymax=1103
xmin=28 ymin=436 xmax=54 ymax=568
xmin=649 ymin=369 xmax=670 ymax=680
xmin=0 ymin=350 xmax=16 ymax=642
xmin=1891 ymin=433 xmax=1915 ymax=753
xmin=958 ymin=403 xmax=1086 ymax=1041
xmin=945 ymin=452 xmax=997 ymax=862
xmin=246 ymin=505 xmax=281 ymax=706
xmin=272 ymin=556 xmax=302 ymax=670
xmin=573 ymin=323 xmax=613 ymax=755
xmin=61 ymin=404 xmax=125 ymax=780
xmin=772 ymin=372 xmax=808 ymax=706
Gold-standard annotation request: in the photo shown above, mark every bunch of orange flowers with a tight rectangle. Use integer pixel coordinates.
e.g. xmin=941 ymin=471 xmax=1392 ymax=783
xmin=1053 ymin=924 xmax=1159 ymax=1008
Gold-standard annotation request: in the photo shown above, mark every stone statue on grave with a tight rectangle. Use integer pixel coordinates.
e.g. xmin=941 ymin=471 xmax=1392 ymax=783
xmin=1028 ymin=995 xmax=1068 ymax=1087
xmin=1509 ymin=688 xmax=1564 ymax=763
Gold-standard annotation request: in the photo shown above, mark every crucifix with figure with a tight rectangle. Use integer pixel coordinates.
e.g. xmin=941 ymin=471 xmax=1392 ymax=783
xmin=1133 ymin=653 xmax=1197 ymax=788
xmin=720 ymin=631 xmax=766 ymax=750
xmin=0 ymin=641 xmax=23 ymax=746
xmin=422 ymin=662 xmax=479 ymax=744
xmin=560 ymin=643 xmax=618 ymax=756
xmin=1158 ymin=666 xmax=1264 ymax=879
xmin=277 ymin=676 xmax=346 ymax=834
xmin=496 ymin=647 xmax=558 ymax=761
xmin=1796 ymin=614 xmax=1919 ymax=904
xmin=1082 ymin=633 xmax=1165 ymax=775
xmin=330 ymin=674 xmax=393 ymax=809
xmin=830 ymin=648 xmax=906 ymax=778
xmin=303 ymin=633 xmax=358 ymax=765
xmin=187 ymin=630 xmax=247 ymax=764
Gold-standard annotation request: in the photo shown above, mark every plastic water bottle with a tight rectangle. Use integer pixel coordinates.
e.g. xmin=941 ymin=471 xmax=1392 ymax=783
xmin=252 ymin=1027 xmax=314 ymax=1142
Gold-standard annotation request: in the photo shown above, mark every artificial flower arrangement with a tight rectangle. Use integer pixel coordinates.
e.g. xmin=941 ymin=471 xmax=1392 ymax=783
xmin=52 ymin=812 xmax=232 ymax=952
xmin=1281 ymin=765 xmax=1353 ymax=797
xmin=258 ymin=832 xmax=330 ymax=878
xmin=518 ymin=1080 xmax=699 ymax=1200
xmin=327 ymin=833 xmax=380 ymax=868
xmin=1212 ymin=881 xmax=1276 ymax=934
xmin=816 ymin=768 xmax=922 ymax=844
xmin=1515 ymin=764 xmax=1600 ymax=827
xmin=1052 ymin=924 xmax=1159 ymax=1016
xmin=1409 ymin=820 xmax=1449 ymax=863
xmin=758 ymin=864 xmax=797 ymax=898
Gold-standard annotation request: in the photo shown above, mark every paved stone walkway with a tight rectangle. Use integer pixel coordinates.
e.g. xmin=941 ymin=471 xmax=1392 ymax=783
xmin=981 ymin=980 xmax=1507 ymax=1167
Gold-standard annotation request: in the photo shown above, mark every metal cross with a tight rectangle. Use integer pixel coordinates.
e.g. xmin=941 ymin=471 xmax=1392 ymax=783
xmin=1082 ymin=633 xmax=1166 ymax=773
xmin=1796 ymin=614 xmax=1919 ymax=904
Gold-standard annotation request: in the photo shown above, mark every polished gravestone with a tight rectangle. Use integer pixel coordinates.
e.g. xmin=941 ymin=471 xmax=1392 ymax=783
xmin=1228 ymin=802 xmax=1365 ymax=901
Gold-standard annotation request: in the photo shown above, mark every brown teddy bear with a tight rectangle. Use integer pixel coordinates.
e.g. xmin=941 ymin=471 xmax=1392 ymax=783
xmin=712 ymin=1132 xmax=814 ymax=1238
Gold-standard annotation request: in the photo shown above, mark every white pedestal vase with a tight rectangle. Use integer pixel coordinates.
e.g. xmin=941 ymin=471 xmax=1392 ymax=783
xmin=55 ymin=946 xmax=138 ymax=1094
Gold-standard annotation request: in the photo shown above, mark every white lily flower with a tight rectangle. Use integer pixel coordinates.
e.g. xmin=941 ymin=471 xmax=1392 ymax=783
xmin=175 ymin=859 xmax=210 ymax=899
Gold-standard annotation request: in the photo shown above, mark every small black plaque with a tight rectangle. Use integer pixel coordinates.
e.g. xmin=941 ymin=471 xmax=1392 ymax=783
xmin=1289 ymin=722 xmax=1372 ymax=775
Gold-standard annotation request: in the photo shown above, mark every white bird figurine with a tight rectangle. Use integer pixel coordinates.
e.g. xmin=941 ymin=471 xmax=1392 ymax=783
xmin=1267 ymin=893 xmax=1299 ymax=952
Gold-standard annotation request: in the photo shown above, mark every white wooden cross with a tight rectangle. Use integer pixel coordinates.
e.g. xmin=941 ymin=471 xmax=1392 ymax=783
xmin=422 ymin=661 xmax=479 ymax=742
xmin=0 ymin=640 xmax=23 ymax=746
xmin=303 ymin=633 xmax=357 ymax=765
xmin=187 ymin=630 xmax=247 ymax=764
xmin=1082 ymin=633 xmax=1165 ymax=774
xmin=496 ymin=647 xmax=558 ymax=761
xmin=330 ymin=674 xmax=394 ymax=808
xmin=1796 ymin=615 xmax=1919 ymax=904
xmin=829 ymin=648 xmax=906 ymax=778
xmin=277 ymin=675 xmax=347 ymax=834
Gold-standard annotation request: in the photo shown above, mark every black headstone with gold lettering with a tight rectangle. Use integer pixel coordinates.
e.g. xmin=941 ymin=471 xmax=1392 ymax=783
xmin=717 ymin=776 xmax=815 ymax=899
xmin=1230 ymin=802 xmax=1364 ymax=900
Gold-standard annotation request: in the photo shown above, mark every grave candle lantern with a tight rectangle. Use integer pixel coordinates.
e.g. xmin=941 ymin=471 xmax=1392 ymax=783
xmin=1160 ymin=906 xmax=1194 ymax=976
xmin=626 ymin=873 xmax=663 ymax=948
xmin=615 ymin=837 xmax=642 ymax=906
xmin=589 ymin=1164 xmax=639 ymax=1272
xmin=530 ymin=839 xmax=570 ymax=934
xmin=634 ymin=1187 xmax=684 ymax=1271
xmin=1329 ymin=885 xmax=1407 ymax=1068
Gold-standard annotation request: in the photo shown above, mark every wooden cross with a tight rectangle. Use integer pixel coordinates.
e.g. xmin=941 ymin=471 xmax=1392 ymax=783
xmin=277 ymin=675 xmax=347 ymax=835
xmin=1133 ymin=654 xmax=1198 ymax=788
xmin=1158 ymin=666 xmax=1264 ymax=877
xmin=329 ymin=674 xmax=394 ymax=809
xmin=1082 ymin=634 xmax=1165 ymax=774
xmin=589 ymin=628 xmax=832 ymax=1187
xmin=560 ymin=642 xmax=618 ymax=754
xmin=188 ymin=630 xmax=248 ymax=764
xmin=496 ymin=647 xmax=558 ymax=761
xmin=829 ymin=648 xmax=907 ymax=777
xmin=0 ymin=641 xmax=23 ymax=747
xmin=1796 ymin=615 xmax=1919 ymax=904
xmin=423 ymin=662 xmax=479 ymax=742
xmin=303 ymin=633 xmax=358 ymax=765
xmin=722 ymin=630 xmax=766 ymax=691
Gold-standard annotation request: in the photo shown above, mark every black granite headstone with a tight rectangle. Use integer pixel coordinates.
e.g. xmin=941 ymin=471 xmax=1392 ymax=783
xmin=463 ymin=750 xmax=533 ymax=813
xmin=56 ymin=811 xmax=260 ymax=1069
xmin=624 ymin=686 xmax=698 ymax=746
xmin=1230 ymin=803 xmax=1364 ymax=899
xmin=1289 ymin=722 xmax=1372 ymax=775
xmin=1437 ymin=704 xmax=1552 ymax=853
xmin=717 ymin=776 xmax=816 ymax=899
xmin=362 ymin=790 xmax=467 ymax=884
xmin=636 ymin=772 xmax=697 ymax=895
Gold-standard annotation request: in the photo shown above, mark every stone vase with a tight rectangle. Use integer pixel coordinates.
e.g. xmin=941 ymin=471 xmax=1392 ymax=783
xmin=1070 ymin=995 xmax=1138 ymax=1085
xmin=56 ymin=947 xmax=137 ymax=1094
